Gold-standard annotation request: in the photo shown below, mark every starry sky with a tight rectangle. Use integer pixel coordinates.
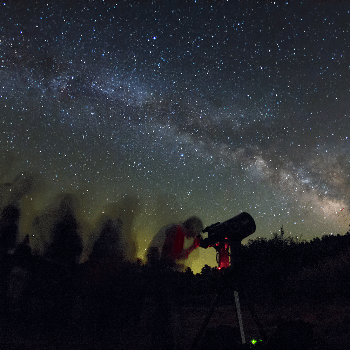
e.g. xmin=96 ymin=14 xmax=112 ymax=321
xmin=0 ymin=0 xmax=349 ymax=272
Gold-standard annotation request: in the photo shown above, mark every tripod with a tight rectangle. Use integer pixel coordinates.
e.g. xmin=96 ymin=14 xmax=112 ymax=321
xmin=190 ymin=240 xmax=267 ymax=350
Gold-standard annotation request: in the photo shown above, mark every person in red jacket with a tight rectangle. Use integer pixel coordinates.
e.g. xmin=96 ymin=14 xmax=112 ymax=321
xmin=146 ymin=216 xmax=203 ymax=349
xmin=147 ymin=216 xmax=203 ymax=269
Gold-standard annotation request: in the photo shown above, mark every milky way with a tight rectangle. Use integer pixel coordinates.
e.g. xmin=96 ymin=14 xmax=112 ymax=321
xmin=0 ymin=0 xmax=349 ymax=271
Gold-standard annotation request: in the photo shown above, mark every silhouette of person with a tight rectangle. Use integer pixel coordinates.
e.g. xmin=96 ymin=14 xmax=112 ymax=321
xmin=82 ymin=217 xmax=124 ymax=342
xmin=89 ymin=217 xmax=123 ymax=262
xmin=146 ymin=216 xmax=203 ymax=350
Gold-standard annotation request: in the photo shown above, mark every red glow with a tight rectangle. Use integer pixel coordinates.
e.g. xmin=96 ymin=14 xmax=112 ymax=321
xmin=217 ymin=239 xmax=230 ymax=269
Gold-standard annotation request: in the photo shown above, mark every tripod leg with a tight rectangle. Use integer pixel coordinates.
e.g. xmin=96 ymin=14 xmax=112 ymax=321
xmin=234 ymin=290 xmax=246 ymax=345
xmin=190 ymin=290 xmax=222 ymax=350
xmin=242 ymin=289 xmax=268 ymax=342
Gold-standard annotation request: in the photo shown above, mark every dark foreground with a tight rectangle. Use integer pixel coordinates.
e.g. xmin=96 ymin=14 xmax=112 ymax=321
xmin=1 ymin=299 xmax=349 ymax=350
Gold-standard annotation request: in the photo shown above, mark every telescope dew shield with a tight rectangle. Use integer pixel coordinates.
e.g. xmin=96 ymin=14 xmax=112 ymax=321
xmin=201 ymin=212 xmax=256 ymax=248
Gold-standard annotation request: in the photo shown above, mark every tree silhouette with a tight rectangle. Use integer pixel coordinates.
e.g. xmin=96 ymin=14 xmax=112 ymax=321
xmin=43 ymin=194 xmax=83 ymax=268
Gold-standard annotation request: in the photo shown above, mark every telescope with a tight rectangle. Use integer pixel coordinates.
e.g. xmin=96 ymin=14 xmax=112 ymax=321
xmin=192 ymin=212 xmax=265 ymax=350
xmin=200 ymin=212 xmax=256 ymax=249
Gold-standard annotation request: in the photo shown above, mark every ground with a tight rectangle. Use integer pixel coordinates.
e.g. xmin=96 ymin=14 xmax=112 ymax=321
xmin=1 ymin=299 xmax=349 ymax=349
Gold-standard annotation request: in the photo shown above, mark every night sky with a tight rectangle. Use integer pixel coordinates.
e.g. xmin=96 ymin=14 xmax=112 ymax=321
xmin=1 ymin=0 xmax=349 ymax=272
